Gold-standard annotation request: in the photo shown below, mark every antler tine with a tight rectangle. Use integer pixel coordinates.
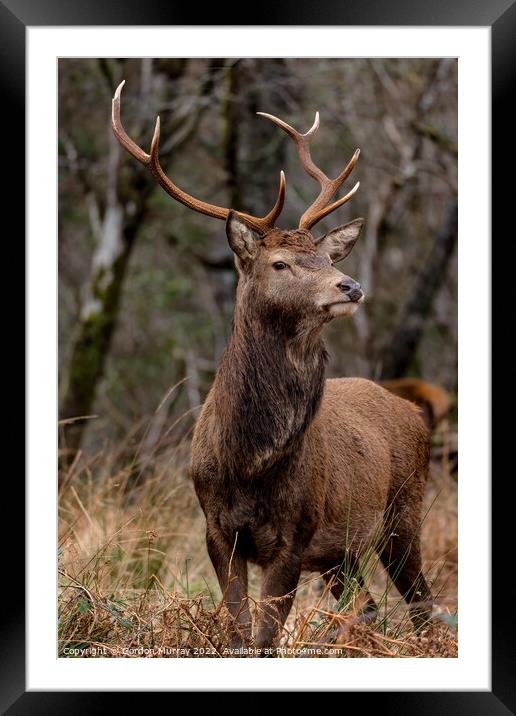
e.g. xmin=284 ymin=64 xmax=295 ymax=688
xmin=112 ymin=81 xmax=286 ymax=235
xmin=257 ymin=111 xmax=360 ymax=231
xmin=260 ymin=170 xmax=286 ymax=228
xmin=112 ymin=81 xmax=151 ymax=165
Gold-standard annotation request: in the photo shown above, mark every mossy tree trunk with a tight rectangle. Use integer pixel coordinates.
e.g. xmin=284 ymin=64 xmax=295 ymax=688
xmin=59 ymin=128 xmax=154 ymax=451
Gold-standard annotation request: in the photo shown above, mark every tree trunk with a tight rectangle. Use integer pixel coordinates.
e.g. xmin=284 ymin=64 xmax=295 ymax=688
xmin=242 ymin=58 xmax=290 ymax=219
xmin=378 ymin=202 xmax=457 ymax=380
xmin=59 ymin=202 xmax=148 ymax=451
xmin=222 ymin=60 xmax=243 ymax=211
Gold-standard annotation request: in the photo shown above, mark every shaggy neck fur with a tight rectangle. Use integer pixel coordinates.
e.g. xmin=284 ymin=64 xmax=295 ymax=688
xmin=212 ymin=287 xmax=328 ymax=478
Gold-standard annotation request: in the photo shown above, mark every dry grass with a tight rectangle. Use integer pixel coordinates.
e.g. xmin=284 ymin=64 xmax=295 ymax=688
xmin=58 ymin=412 xmax=458 ymax=658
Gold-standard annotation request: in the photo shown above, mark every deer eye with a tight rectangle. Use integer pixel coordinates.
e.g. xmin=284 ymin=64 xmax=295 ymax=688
xmin=272 ymin=261 xmax=288 ymax=271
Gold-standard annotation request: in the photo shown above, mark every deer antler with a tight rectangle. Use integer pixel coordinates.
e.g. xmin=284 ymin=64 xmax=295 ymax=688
xmin=112 ymin=81 xmax=286 ymax=235
xmin=257 ymin=111 xmax=360 ymax=231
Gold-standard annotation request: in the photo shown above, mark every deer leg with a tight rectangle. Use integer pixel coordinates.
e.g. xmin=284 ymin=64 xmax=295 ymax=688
xmin=254 ymin=552 xmax=302 ymax=653
xmin=322 ymin=555 xmax=377 ymax=619
xmin=380 ymin=535 xmax=433 ymax=632
xmin=381 ymin=465 xmax=433 ymax=632
xmin=205 ymin=528 xmax=252 ymax=646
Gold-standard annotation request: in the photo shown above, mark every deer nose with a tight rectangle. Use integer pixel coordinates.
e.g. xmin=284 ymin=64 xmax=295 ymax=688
xmin=337 ymin=280 xmax=363 ymax=302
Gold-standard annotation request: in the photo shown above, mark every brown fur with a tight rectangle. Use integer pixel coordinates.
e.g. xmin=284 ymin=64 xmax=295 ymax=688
xmin=189 ymin=218 xmax=433 ymax=652
xmin=380 ymin=378 xmax=451 ymax=430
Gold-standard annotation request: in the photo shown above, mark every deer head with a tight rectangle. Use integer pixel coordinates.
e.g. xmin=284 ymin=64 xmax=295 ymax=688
xmin=112 ymin=81 xmax=365 ymax=326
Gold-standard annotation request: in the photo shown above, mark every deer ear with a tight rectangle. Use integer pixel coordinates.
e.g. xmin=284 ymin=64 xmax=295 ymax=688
xmin=315 ymin=218 xmax=364 ymax=263
xmin=226 ymin=211 xmax=258 ymax=263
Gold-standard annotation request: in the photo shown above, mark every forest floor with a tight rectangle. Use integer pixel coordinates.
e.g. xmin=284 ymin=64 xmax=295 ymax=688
xmin=58 ymin=420 xmax=458 ymax=659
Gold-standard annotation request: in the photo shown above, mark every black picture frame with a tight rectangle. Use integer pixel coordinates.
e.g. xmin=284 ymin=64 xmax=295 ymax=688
xmin=7 ymin=0 xmax=512 ymax=711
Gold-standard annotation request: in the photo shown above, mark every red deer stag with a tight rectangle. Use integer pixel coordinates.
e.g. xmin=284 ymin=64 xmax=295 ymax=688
xmin=112 ymin=82 xmax=433 ymax=653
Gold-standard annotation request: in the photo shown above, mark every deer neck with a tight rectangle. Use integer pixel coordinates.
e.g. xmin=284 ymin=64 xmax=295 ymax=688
xmin=212 ymin=298 xmax=327 ymax=477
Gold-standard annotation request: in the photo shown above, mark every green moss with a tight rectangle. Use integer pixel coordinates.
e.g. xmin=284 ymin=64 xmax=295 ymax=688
xmin=61 ymin=246 xmax=131 ymax=426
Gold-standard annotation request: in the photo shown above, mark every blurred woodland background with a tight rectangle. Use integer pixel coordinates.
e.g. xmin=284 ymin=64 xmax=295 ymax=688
xmin=58 ymin=57 xmax=457 ymax=452
xmin=58 ymin=59 xmax=458 ymax=657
